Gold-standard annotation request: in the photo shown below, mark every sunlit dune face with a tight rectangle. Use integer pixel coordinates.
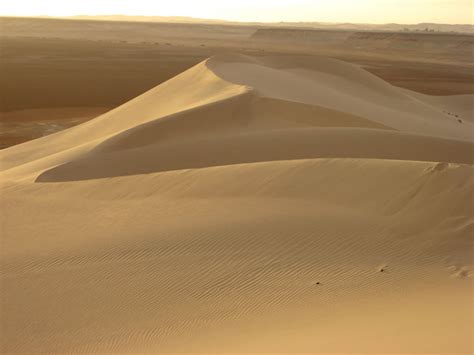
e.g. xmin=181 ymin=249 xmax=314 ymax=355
xmin=0 ymin=0 xmax=472 ymax=24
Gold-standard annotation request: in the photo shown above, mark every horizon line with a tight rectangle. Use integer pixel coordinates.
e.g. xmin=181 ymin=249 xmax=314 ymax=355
xmin=1 ymin=14 xmax=473 ymax=27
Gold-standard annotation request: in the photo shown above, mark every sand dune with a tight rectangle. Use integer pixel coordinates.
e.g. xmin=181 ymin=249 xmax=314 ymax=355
xmin=1 ymin=55 xmax=472 ymax=179
xmin=1 ymin=55 xmax=473 ymax=353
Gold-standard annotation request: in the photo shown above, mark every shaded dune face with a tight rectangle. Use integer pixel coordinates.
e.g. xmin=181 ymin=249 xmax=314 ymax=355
xmin=1 ymin=55 xmax=473 ymax=353
xmin=34 ymin=128 xmax=474 ymax=182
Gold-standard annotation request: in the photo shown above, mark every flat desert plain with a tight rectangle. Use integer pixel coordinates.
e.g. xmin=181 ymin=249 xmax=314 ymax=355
xmin=0 ymin=17 xmax=473 ymax=353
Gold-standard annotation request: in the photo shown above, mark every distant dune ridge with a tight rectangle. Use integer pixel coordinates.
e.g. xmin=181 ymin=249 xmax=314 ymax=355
xmin=27 ymin=15 xmax=474 ymax=33
xmin=252 ymin=28 xmax=474 ymax=56
xmin=1 ymin=55 xmax=473 ymax=353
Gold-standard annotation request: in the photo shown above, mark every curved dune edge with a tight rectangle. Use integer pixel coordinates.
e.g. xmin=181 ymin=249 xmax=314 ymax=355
xmin=1 ymin=55 xmax=473 ymax=353
xmin=35 ymin=127 xmax=474 ymax=182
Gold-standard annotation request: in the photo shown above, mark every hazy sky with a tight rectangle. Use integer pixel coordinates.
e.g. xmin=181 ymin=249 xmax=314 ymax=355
xmin=1 ymin=0 xmax=472 ymax=24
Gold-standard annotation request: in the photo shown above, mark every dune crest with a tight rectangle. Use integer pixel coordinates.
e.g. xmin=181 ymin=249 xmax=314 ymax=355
xmin=1 ymin=55 xmax=473 ymax=182
xmin=1 ymin=55 xmax=473 ymax=353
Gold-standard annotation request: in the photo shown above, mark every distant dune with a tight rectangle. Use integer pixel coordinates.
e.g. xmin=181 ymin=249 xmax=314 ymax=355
xmin=29 ymin=15 xmax=474 ymax=33
xmin=68 ymin=14 xmax=233 ymax=25
xmin=1 ymin=55 xmax=473 ymax=353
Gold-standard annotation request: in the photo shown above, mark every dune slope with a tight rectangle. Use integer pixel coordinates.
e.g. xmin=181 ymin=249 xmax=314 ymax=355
xmin=1 ymin=55 xmax=473 ymax=353
xmin=1 ymin=54 xmax=473 ymax=182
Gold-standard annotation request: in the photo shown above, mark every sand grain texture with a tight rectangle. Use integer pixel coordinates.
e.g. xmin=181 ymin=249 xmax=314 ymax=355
xmin=1 ymin=55 xmax=473 ymax=353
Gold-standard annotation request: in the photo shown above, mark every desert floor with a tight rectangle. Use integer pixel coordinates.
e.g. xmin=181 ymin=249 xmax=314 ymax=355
xmin=1 ymin=18 xmax=473 ymax=354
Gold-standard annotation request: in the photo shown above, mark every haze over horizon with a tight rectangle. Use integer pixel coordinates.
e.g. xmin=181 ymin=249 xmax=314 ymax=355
xmin=1 ymin=0 xmax=472 ymax=25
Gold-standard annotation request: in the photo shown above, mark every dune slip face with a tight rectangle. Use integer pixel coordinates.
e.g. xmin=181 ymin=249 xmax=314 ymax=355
xmin=1 ymin=55 xmax=473 ymax=353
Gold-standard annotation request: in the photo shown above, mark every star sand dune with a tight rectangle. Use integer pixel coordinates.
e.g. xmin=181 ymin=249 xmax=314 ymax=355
xmin=1 ymin=55 xmax=473 ymax=353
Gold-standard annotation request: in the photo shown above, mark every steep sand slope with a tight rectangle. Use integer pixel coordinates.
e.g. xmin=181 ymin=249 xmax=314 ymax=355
xmin=1 ymin=55 xmax=473 ymax=353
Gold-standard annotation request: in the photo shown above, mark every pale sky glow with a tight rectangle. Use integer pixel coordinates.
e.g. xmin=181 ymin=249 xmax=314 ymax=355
xmin=0 ymin=0 xmax=472 ymax=24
